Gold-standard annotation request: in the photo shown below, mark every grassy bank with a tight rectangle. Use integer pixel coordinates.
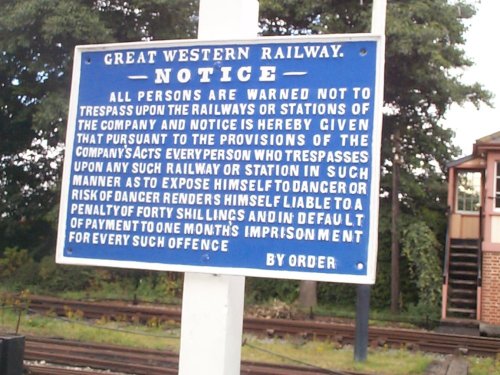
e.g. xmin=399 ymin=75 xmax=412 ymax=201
xmin=1 ymin=303 xmax=497 ymax=375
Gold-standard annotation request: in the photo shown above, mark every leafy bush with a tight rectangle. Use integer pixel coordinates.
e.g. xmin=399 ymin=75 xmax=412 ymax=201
xmin=317 ymin=283 xmax=356 ymax=307
xmin=0 ymin=247 xmax=40 ymax=288
xmin=135 ymin=272 xmax=183 ymax=303
xmin=38 ymin=256 xmax=94 ymax=292
xmin=405 ymin=302 xmax=440 ymax=329
xmin=245 ymin=277 xmax=299 ymax=304
xmin=401 ymin=221 xmax=442 ymax=308
xmin=0 ymin=247 xmax=32 ymax=278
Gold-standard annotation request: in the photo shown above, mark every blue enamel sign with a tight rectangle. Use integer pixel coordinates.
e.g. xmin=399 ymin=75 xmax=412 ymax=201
xmin=57 ymin=35 xmax=384 ymax=283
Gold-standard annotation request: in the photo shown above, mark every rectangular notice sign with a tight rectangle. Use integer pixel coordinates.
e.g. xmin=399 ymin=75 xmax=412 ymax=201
xmin=57 ymin=35 xmax=383 ymax=283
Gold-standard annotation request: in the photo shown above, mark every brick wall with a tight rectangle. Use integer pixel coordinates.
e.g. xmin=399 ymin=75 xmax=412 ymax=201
xmin=481 ymin=252 xmax=500 ymax=325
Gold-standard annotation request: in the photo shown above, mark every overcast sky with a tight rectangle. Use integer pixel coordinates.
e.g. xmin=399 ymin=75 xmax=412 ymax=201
xmin=443 ymin=0 xmax=500 ymax=156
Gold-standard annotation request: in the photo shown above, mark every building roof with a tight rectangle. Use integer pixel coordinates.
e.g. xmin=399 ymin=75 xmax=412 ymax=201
xmin=475 ymin=130 xmax=500 ymax=145
xmin=448 ymin=130 xmax=500 ymax=169
xmin=448 ymin=154 xmax=475 ymax=168
xmin=473 ymin=130 xmax=500 ymax=155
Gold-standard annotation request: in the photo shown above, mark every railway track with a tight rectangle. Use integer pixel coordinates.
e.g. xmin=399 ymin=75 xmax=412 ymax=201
xmin=24 ymin=336 xmax=362 ymax=375
xmin=7 ymin=294 xmax=500 ymax=357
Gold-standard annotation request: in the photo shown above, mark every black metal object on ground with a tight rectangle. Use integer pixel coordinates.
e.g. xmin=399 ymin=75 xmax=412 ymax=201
xmin=0 ymin=335 xmax=25 ymax=375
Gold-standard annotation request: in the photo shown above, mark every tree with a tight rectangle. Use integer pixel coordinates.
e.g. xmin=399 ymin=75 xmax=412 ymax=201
xmin=0 ymin=0 xmax=197 ymax=257
xmin=1 ymin=0 xmax=492 ymax=312
xmin=0 ymin=0 xmax=112 ymax=256
xmin=259 ymin=0 xmax=491 ymax=310
xmin=298 ymin=280 xmax=317 ymax=309
xmin=381 ymin=0 xmax=490 ymax=312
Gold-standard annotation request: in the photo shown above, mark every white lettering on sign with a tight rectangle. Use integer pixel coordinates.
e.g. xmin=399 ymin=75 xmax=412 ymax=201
xmin=247 ymin=88 xmax=309 ymax=101
xmin=104 ymin=50 xmax=157 ymax=65
xmin=132 ymin=235 xmax=165 ymax=247
xmin=260 ymin=44 xmax=343 ymax=60
xmin=137 ymin=89 xmax=202 ymax=102
xmin=161 ymin=47 xmax=250 ymax=62
xmin=266 ymin=252 xmax=336 ymax=270
xmin=154 ymin=66 xmax=277 ymax=84
xmin=166 ymin=237 xmax=229 ymax=252
xmin=63 ymin=39 xmax=381 ymax=279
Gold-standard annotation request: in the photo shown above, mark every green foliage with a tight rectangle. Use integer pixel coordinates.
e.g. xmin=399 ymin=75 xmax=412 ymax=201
xmin=401 ymin=221 xmax=442 ymax=309
xmin=258 ymin=0 xmax=489 ymax=310
xmin=0 ymin=0 xmax=493 ymax=313
xmin=96 ymin=0 xmax=198 ymax=41
xmin=0 ymin=247 xmax=32 ymax=278
xmin=371 ymin=258 xmax=392 ymax=309
xmin=245 ymin=278 xmax=299 ymax=304
xmin=317 ymin=283 xmax=356 ymax=307
xmin=38 ymin=256 xmax=94 ymax=292
xmin=260 ymin=0 xmax=370 ymax=35
xmin=0 ymin=247 xmax=39 ymax=288
xmin=0 ymin=252 xmax=181 ymax=303
xmin=0 ymin=248 xmax=183 ymax=303
xmin=0 ymin=0 xmax=197 ymax=260
xmin=24 ymin=257 xmax=182 ymax=303
xmin=468 ymin=356 xmax=500 ymax=375
xmin=134 ymin=272 xmax=183 ymax=303
xmin=82 ymin=269 xmax=183 ymax=303
xmin=405 ymin=302 xmax=440 ymax=329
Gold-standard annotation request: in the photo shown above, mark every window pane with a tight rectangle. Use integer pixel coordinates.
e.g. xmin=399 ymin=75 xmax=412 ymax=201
xmin=497 ymin=162 xmax=500 ymax=209
xmin=456 ymin=171 xmax=481 ymax=212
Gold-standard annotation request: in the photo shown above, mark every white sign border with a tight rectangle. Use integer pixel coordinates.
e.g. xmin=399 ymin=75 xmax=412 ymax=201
xmin=56 ymin=33 xmax=384 ymax=285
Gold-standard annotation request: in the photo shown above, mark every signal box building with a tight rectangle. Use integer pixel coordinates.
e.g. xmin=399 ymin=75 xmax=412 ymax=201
xmin=442 ymin=131 xmax=500 ymax=335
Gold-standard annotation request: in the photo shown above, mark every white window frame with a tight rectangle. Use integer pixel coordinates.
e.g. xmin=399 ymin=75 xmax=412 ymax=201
xmin=455 ymin=170 xmax=481 ymax=214
xmin=495 ymin=162 xmax=500 ymax=210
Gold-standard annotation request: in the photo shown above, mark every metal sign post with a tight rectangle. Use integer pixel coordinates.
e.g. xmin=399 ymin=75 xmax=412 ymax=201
xmin=354 ymin=0 xmax=387 ymax=363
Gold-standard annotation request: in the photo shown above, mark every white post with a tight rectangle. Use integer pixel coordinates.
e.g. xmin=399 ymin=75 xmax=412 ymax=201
xmin=178 ymin=1 xmax=259 ymax=374
xmin=198 ymin=0 xmax=259 ymax=39
xmin=371 ymin=0 xmax=387 ymax=34
xmin=179 ymin=273 xmax=246 ymax=374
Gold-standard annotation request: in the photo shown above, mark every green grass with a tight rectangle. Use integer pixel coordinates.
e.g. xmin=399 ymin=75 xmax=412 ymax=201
xmin=468 ymin=356 xmax=500 ymax=375
xmin=242 ymin=337 xmax=434 ymax=374
xmin=48 ymin=281 xmax=180 ymax=305
xmin=1 ymin=305 xmax=498 ymax=374
xmin=310 ymin=303 xmax=438 ymax=330
xmin=1 ymin=305 xmax=180 ymax=351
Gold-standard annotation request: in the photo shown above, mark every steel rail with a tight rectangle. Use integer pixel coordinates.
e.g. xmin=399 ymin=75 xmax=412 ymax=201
xmin=24 ymin=336 xmax=364 ymax=375
xmin=9 ymin=294 xmax=500 ymax=357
